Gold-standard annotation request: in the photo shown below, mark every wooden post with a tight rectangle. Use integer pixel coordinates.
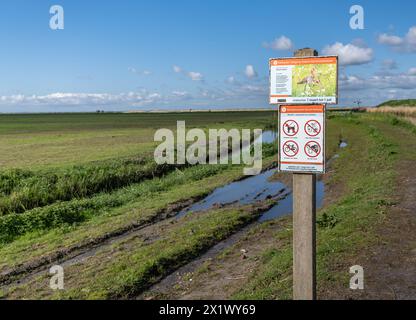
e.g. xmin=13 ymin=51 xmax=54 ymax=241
xmin=292 ymin=48 xmax=318 ymax=300
xmin=293 ymin=173 xmax=316 ymax=299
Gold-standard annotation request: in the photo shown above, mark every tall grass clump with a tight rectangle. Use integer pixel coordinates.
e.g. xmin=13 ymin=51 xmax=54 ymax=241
xmin=0 ymin=157 xmax=183 ymax=215
xmin=0 ymin=163 xmax=229 ymax=244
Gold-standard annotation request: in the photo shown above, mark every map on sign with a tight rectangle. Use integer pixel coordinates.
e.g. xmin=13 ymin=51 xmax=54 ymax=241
xmin=270 ymin=56 xmax=338 ymax=105
xmin=279 ymin=105 xmax=325 ymax=173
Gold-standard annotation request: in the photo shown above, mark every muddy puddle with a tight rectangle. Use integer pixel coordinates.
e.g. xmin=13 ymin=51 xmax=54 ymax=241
xmin=178 ymin=167 xmax=324 ymax=222
xmin=178 ymin=129 xmax=325 ymax=221
xmin=177 ymin=169 xmax=287 ymax=218
xmin=259 ymin=180 xmax=324 ymax=221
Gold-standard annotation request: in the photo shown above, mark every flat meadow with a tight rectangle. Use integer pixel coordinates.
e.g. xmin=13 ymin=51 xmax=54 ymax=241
xmin=1 ymin=110 xmax=415 ymax=299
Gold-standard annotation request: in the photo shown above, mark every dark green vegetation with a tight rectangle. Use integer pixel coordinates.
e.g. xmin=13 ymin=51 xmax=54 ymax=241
xmin=378 ymin=99 xmax=416 ymax=107
xmin=0 ymin=159 xmax=179 ymax=215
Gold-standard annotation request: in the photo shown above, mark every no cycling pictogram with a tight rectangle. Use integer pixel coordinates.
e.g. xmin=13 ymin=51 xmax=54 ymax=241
xmin=283 ymin=120 xmax=299 ymax=136
xmin=304 ymin=141 xmax=321 ymax=158
xmin=283 ymin=140 xmax=299 ymax=157
xmin=304 ymin=120 xmax=321 ymax=137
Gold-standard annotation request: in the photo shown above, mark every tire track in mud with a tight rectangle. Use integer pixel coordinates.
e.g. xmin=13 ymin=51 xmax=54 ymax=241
xmin=0 ymin=163 xmax=280 ymax=290
xmin=137 ymin=153 xmax=345 ymax=299
xmin=0 ymin=196 xmax=202 ymax=287
xmin=1 ymin=191 xmax=289 ymax=297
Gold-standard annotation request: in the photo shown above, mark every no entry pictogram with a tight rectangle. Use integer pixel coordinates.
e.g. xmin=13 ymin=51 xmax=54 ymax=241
xmin=283 ymin=120 xmax=299 ymax=136
xmin=283 ymin=140 xmax=299 ymax=157
xmin=304 ymin=120 xmax=321 ymax=137
xmin=304 ymin=141 xmax=321 ymax=158
xmin=278 ymin=104 xmax=325 ymax=173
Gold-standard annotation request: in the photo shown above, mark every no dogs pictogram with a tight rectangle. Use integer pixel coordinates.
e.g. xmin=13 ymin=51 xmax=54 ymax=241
xmin=278 ymin=104 xmax=325 ymax=173
xmin=304 ymin=120 xmax=321 ymax=136
xmin=283 ymin=140 xmax=299 ymax=157
xmin=304 ymin=141 xmax=321 ymax=157
xmin=283 ymin=120 xmax=299 ymax=136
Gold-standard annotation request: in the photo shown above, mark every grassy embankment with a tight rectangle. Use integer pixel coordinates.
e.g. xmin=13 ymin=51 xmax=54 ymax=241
xmin=368 ymin=99 xmax=416 ymax=119
xmin=233 ymin=113 xmax=416 ymax=299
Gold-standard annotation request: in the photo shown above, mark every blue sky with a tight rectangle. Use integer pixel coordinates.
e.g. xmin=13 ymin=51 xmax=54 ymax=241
xmin=0 ymin=0 xmax=415 ymax=112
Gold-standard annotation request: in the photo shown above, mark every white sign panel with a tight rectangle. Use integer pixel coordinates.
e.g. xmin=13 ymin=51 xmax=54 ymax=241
xmin=270 ymin=56 xmax=338 ymax=105
xmin=279 ymin=105 xmax=325 ymax=173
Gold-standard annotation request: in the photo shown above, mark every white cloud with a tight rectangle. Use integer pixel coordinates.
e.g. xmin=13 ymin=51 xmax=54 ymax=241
xmin=263 ymin=36 xmax=294 ymax=51
xmin=173 ymin=65 xmax=182 ymax=73
xmin=322 ymin=42 xmax=373 ymax=65
xmin=377 ymin=26 xmax=416 ymax=52
xmin=338 ymin=71 xmax=416 ymax=106
xmin=408 ymin=67 xmax=416 ymax=75
xmin=0 ymin=91 xmax=164 ymax=108
xmin=187 ymin=71 xmax=203 ymax=81
xmin=340 ymin=72 xmax=416 ymax=91
xmin=377 ymin=34 xmax=404 ymax=46
xmin=226 ymin=76 xmax=236 ymax=84
xmin=173 ymin=65 xmax=204 ymax=81
xmin=128 ymin=67 xmax=152 ymax=76
xmin=244 ymin=65 xmax=257 ymax=78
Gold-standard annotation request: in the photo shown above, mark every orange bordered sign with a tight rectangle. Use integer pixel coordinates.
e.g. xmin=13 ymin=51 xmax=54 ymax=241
xmin=270 ymin=56 xmax=338 ymax=104
xmin=279 ymin=105 xmax=325 ymax=173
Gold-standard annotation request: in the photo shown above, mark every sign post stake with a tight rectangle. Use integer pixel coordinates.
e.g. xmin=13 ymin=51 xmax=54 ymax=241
xmin=292 ymin=48 xmax=318 ymax=300
xmin=293 ymin=172 xmax=316 ymax=299
xmin=270 ymin=48 xmax=336 ymax=300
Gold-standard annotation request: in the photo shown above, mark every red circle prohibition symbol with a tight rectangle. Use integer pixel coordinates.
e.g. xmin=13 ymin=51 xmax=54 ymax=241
xmin=304 ymin=141 xmax=321 ymax=157
xmin=282 ymin=140 xmax=299 ymax=157
xmin=282 ymin=120 xmax=299 ymax=136
xmin=304 ymin=120 xmax=321 ymax=137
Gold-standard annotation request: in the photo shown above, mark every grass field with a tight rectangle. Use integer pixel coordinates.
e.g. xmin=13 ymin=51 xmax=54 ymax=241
xmin=0 ymin=110 xmax=415 ymax=299
xmin=0 ymin=112 xmax=274 ymax=169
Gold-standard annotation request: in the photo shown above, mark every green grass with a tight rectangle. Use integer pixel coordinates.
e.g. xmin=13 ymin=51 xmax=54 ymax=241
xmin=0 ymin=112 xmax=273 ymax=169
xmin=0 ymin=111 xmax=277 ymax=272
xmin=0 ymin=158 xmax=182 ymax=215
xmin=0 ymin=111 xmax=274 ymax=215
xmin=234 ymin=113 xmax=415 ymax=299
xmin=378 ymin=99 xmax=416 ymax=107
xmin=0 ymin=156 xmax=276 ymax=273
xmin=0 ymin=164 xmax=226 ymax=243
xmin=0 ymin=112 xmax=347 ymax=299
xmin=5 ymin=203 xmax=268 ymax=299
xmin=3 ymin=111 xmax=412 ymax=300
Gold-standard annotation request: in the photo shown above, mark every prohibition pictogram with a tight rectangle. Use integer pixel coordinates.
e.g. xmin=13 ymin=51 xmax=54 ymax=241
xmin=304 ymin=141 xmax=321 ymax=158
xmin=283 ymin=140 xmax=299 ymax=157
xmin=304 ymin=120 xmax=321 ymax=136
xmin=283 ymin=120 xmax=299 ymax=136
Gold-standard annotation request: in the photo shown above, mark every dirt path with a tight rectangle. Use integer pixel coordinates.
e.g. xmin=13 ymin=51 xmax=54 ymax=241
xmin=321 ymin=159 xmax=416 ymax=300
xmin=0 ymin=197 xmax=198 ymax=287
xmin=139 ymin=172 xmax=332 ymax=300
xmin=0 ymin=163 xmax=280 ymax=289
xmin=321 ymin=124 xmax=416 ymax=300
xmin=140 ymin=124 xmax=416 ymax=301
xmin=140 ymin=218 xmax=290 ymax=300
